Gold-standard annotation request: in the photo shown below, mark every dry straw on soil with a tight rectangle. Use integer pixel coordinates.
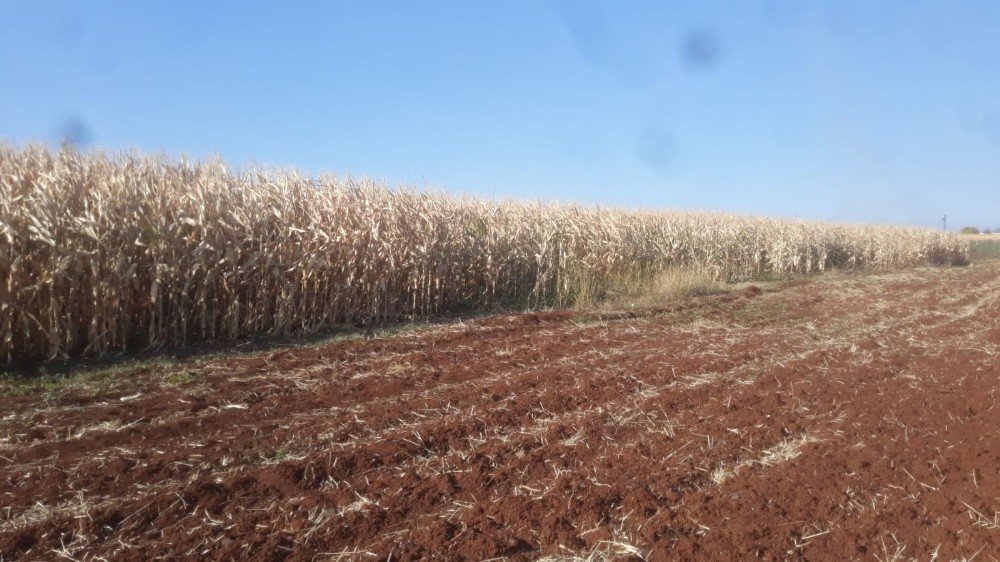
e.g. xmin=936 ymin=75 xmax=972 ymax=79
xmin=0 ymin=144 xmax=968 ymax=361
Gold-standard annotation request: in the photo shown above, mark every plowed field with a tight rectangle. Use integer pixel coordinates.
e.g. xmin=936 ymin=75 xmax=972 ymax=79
xmin=2 ymin=263 xmax=999 ymax=561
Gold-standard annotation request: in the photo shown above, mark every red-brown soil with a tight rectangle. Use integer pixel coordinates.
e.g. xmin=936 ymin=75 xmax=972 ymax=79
xmin=2 ymin=263 xmax=998 ymax=561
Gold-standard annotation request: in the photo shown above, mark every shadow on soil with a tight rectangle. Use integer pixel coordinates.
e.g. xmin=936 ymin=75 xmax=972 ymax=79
xmin=0 ymin=310 xmax=499 ymax=391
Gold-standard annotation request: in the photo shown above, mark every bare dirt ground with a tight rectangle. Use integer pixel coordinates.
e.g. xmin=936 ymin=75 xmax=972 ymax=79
xmin=2 ymin=262 xmax=999 ymax=561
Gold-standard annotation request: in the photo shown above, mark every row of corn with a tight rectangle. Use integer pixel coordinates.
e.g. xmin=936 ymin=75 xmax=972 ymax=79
xmin=0 ymin=144 xmax=968 ymax=361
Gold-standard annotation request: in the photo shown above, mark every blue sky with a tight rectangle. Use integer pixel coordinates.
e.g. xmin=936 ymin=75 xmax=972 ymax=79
xmin=2 ymin=1 xmax=998 ymax=229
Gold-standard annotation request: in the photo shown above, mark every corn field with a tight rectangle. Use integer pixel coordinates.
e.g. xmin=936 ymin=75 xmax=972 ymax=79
xmin=0 ymin=144 xmax=969 ymax=361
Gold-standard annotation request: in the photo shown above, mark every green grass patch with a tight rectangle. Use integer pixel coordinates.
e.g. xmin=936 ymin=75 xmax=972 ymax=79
xmin=0 ymin=320 xmax=444 ymax=397
xmin=733 ymin=299 xmax=789 ymax=325
xmin=0 ymin=358 xmax=183 ymax=399
xmin=968 ymin=238 xmax=1000 ymax=261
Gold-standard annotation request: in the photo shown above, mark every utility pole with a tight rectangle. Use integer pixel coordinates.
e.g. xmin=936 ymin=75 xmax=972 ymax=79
xmin=942 ymin=213 xmax=947 ymax=232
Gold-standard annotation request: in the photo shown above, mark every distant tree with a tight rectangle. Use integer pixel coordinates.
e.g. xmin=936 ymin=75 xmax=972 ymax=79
xmin=960 ymin=226 xmax=980 ymax=234
xmin=984 ymin=228 xmax=993 ymax=234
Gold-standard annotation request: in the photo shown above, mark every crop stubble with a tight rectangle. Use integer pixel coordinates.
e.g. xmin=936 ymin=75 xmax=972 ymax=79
xmin=1 ymin=261 xmax=998 ymax=560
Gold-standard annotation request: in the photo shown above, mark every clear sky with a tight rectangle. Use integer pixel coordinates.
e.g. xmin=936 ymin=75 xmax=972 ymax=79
xmin=2 ymin=1 xmax=998 ymax=229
